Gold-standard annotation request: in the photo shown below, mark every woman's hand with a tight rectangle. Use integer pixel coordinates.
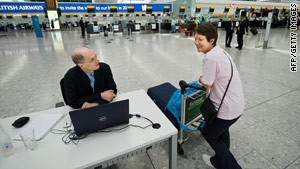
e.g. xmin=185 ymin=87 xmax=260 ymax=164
xmin=199 ymin=76 xmax=212 ymax=89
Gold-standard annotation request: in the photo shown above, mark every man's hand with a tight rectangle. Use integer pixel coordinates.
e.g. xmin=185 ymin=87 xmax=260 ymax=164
xmin=82 ymin=102 xmax=99 ymax=109
xmin=100 ymin=90 xmax=116 ymax=102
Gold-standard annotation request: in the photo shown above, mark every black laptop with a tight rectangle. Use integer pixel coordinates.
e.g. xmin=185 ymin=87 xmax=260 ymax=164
xmin=69 ymin=99 xmax=129 ymax=136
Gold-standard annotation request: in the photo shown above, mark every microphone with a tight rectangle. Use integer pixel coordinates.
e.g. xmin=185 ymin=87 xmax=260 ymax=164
xmin=179 ymin=80 xmax=189 ymax=89
xmin=179 ymin=80 xmax=205 ymax=90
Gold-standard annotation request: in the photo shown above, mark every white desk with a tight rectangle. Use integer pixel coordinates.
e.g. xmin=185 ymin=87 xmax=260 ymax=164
xmin=0 ymin=90 xmax=178 ymax=169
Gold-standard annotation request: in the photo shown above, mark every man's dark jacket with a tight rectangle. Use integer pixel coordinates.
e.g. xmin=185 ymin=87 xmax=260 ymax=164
xmin=236 ymin=19 xmax=246 ymax=35
xmin=64 ymin=63 xmax=117 ymax=109
xmin=225 ymin=21 xmax=235 ymax=34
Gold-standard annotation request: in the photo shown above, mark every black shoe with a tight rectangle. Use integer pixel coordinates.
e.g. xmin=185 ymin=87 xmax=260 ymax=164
xmin=228 ymin=46 xmax=231 ymax=48
xmin=238 ymin=48 xmax=242 ymax=50
xmin=235 ymin=46 xmax=239 ymax=49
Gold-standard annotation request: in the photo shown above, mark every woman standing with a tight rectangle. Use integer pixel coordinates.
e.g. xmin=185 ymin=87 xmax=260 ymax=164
xmin=195 ymin=23 xmax=244 ymax=169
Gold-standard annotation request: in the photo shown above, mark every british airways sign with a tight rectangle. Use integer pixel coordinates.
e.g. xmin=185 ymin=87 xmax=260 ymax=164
xmin=0 ymin=2 xmax=172 ymax=13
xmin=0 ymin=3 xmax=44 ymax=13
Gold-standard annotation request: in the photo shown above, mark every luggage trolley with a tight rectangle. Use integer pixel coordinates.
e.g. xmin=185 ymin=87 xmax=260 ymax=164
xmin=147 ymin=81 xmax=207 ymax=155
xmin=178 ymin=87 xmax=206 ymax=140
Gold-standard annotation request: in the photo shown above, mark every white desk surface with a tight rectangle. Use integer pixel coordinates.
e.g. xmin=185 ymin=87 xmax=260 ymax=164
xmin=0 ymin=89 xmax=178 ymax=169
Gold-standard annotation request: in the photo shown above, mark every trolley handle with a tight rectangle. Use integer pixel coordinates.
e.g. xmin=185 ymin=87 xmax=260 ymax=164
xmin=179 ymin=80 xmax=205 ymax=94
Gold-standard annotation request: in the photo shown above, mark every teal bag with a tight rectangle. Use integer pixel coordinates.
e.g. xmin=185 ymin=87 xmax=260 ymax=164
xmin=166 ymin=81 xmax=201 ymax=131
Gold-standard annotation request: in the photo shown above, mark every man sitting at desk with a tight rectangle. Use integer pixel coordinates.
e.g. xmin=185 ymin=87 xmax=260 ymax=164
xmin=64 ymin=47 xmax=117 ymax=109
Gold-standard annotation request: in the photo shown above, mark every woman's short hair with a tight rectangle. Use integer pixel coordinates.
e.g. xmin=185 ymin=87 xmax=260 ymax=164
xmin=194 ymin=23 xmax=218 ymax=46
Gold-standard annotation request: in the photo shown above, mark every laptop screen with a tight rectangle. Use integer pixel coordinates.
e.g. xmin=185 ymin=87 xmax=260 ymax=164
xmin=69 ymin=99 xmax=129 ymax=136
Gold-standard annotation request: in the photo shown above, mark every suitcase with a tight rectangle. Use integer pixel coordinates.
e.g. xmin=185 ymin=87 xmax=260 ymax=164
xmin=250 ymin=28 xmax=258 ymax=35
xmin=147 ymin=83 xmax=180 ymax=129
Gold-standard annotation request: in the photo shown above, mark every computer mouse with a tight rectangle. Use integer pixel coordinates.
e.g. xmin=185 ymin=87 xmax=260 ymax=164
xmin=152 ymin=123 xmax=161 ymax=129
xmin=12 ymin=116 xmax=30 ymax=128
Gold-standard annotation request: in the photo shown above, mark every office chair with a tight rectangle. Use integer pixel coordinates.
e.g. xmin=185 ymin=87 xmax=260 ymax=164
xmin=55 ymin=78 xmax=68 ymax=108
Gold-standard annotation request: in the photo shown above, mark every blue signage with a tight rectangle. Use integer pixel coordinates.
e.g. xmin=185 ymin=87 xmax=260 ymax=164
xmin=0 ymin=2 xmax=172 ymax=13
xmin=0 ymin=2 xmax=44 ymax=13
xmin=31 ymin=15 xmax=43 ymax=37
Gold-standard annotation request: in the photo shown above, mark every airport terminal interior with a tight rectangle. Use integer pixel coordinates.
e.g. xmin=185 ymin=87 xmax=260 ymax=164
xmin=1 ymin=0 xmax=300 ymax=169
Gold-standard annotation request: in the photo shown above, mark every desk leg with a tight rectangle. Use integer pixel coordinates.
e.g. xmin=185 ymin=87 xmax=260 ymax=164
xmin=169 ymin=134 xmax=177 ymax=169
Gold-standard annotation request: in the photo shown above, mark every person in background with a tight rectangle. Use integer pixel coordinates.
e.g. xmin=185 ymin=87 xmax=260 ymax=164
xmin=236 ymin=15 xmax=246 ymax=50
xmin=194 ymin=17 xmax=199 ymax=27
xmin=51 ymin=20 xmax=54 ymax=29
xmin=283 ymin=15 xmax=288 ymax=28
xmin=42 ymin=22 xmax=47 ymax=31
xmin=225 ymin=15 xmax=235 ymax=48
xmin=184 ymin=17 xmax=189 ymax=24
xmin=171 ymin=18 xmax=176 ymax=33
xmin=64 ymin=47 xmax=117 ymax=109
xmin=194 ymin=23 xmax=244 ymax=169
xmin=245 ymin=16 xmax=249 ymax=35
xmin=79 ymin=18 xmax=85 ymax=38
xmin=200 ymin=17 xmax=207 ymax=24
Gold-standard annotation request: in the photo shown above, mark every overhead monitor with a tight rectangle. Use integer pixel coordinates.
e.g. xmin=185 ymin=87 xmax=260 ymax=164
xmin=157 ymin=13 xmax=161 ymax=16
xmin=136 ymin=13 xmax=139 ymax=16
xmin=103 ymin=13 xmax=107 ymax=17
xmin=142 ymin=13 xmax=145 ymax=16
xmin=6 ymin=14 xmax=13 ymax=19
xmin=167 ymin=12 xmax=170 ymax=16
xmin=109 ymin=14 xmax=114 ymax=17
xmin=274 ymin=6 xmax=279 ymax=13
xmin=282 ymin=7 xmax=286 ymax=13
xmin=224 ymin=6 xmax=229 ymax=13
xmin=119 ymin=13 xmax=123 ymax=16
xmin=209 ymin=6 xmax=214 ymax=13
xmin=127 ymin=6 xmax=134 ymax=13
xmin=261 ymin=6 xmax=265 ymax=13
xmin=66 ymin=14 xmax=70 ymax=18
xmin=22 ymin=14 xmax=28 ymax=18
xmin=195 ymin=6 xmax=201 ymax=13
xmin=236 ymin=7 xmax=241 ymax=13
xmin=110 ymin=6 xmax=117 ymax=13
xmin=179 ymin=6 xmax=185 ymax=13
xmin=146 ymin=7 xmax=152 ymax=14
xmin=87 ymin=6 xmax=95 ymax=13
xmin=250 ymin=6 xmax=255 ymax=12
xmin=151 ymin=13 xmax=155 ymax=16
xmin=74 ymin=14 xmax=78 ymax=17
xmin=163 ymin=6 xmax=169 ymax=13
xmin=126 ymin=14 xmax=129 ymax=17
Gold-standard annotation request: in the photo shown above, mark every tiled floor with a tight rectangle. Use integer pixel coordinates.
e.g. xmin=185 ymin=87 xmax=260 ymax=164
xmin=0 ymin=27 xmax=299 ymax=169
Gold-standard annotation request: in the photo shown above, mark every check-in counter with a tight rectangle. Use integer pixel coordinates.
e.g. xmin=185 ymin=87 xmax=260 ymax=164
xmin=161 ymin=22 xmax=171 ymax=31
xmin=87 ymin=24 xmax=99 ymax=34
